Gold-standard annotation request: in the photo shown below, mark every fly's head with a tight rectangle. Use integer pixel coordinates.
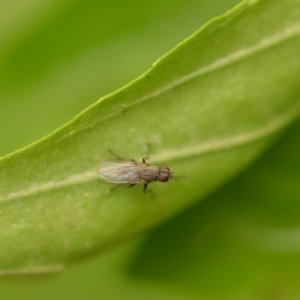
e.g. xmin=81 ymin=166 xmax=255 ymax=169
xmin=158 ymin=166 xmax=173 ymax=183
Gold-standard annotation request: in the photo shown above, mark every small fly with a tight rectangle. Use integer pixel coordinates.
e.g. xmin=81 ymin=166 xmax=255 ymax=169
xmin=98 ymin=149 xmax=173 ymax=193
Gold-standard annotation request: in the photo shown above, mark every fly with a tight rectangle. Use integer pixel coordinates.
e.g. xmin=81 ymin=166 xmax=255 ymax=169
xmin=98 ymin=149 xmax=173 ymax=193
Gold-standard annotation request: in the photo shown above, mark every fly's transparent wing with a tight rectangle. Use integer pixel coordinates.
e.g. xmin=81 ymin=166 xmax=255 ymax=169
xmin=98 ymin=160 xmax=140 ymax=184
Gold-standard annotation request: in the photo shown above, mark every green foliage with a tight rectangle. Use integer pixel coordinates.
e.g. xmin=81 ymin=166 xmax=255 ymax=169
xmin=0 ymin=0 xmax=300 ymax=299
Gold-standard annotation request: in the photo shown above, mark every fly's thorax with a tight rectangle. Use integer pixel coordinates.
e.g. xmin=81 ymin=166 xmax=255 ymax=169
xmin=139 ymin=164 xmax=160 ymax=183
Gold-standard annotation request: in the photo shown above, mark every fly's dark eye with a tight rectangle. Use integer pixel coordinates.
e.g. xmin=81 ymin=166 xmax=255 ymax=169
xmin=158 ymin=166 xmax=171 ymax=182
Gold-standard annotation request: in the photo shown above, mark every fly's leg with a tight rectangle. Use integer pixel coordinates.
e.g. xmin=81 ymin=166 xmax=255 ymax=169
xmin=107 ymin=184 xmax=122 ymax=193
xmin=142 ymin=144 xmax=151 ymax=163
xmin=143 ymin=183 xmax=148 ymax=193
xmin=109 ymin=145 xmax=150 ymax=163
xmin=107 ymin=183 xmax=135 ymax=193
xmin=143 ymin=183 xmax=155 ymax=199
xmin=108 ymin=149 xmax=129 ymax=160
xmin=108 ymin=149 xmax=137 ymax=164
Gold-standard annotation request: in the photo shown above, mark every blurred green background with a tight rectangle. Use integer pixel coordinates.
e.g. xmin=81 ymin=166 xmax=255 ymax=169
xmin=2 ymin=0 xmax=300 ymax=299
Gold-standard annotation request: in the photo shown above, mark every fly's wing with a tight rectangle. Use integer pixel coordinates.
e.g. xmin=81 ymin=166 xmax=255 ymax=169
xmin=98 ymin=160 xmax=140 ymax=184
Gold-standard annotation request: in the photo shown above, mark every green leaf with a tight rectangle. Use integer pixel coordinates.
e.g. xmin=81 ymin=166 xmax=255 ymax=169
xmin=0 ymin=0 xmax=300 ymax=275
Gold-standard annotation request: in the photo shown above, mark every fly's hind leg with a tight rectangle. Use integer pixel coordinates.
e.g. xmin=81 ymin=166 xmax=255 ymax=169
xmin=107 ymin=184 xmax=122 ymax=193
xmin=108 ymin=149 xmax=137 ymax=163
xmin=108 ymin=149 xmax=129 ymax=160
xmin=107 ymin=183 xmax=135 ymax=193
